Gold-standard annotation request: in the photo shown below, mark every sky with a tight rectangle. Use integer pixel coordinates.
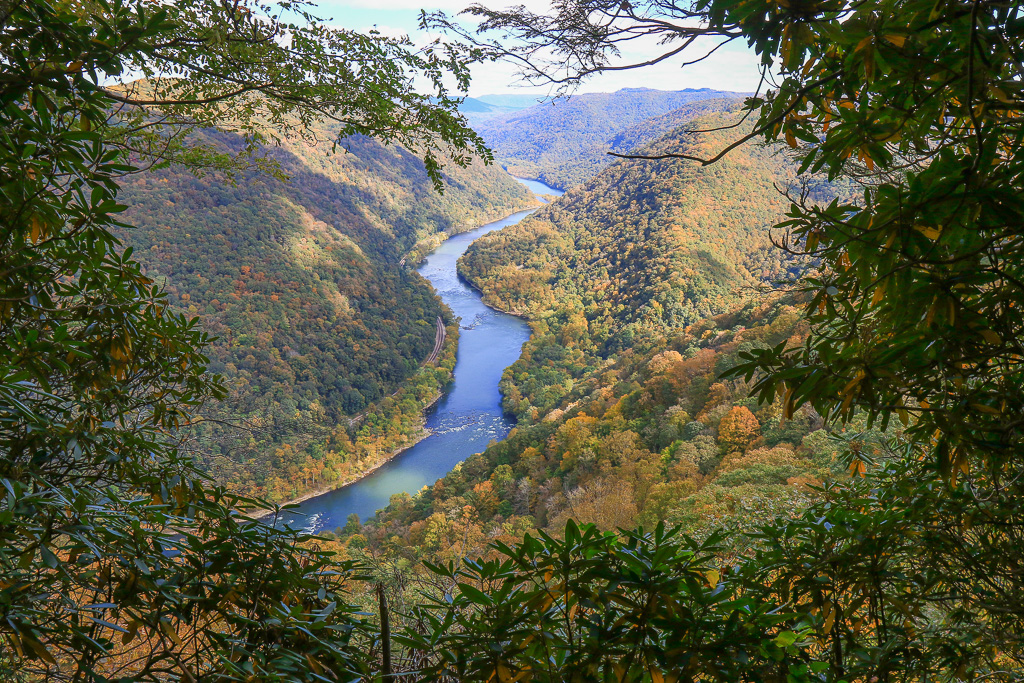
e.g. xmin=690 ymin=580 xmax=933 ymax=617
xmin=310 ymin=1 xmax=765 ymax=98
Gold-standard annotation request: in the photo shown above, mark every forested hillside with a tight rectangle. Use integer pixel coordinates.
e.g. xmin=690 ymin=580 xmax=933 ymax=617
xmin=345 ymin=111 xmax=858 ymax=557
xmin=117 ymin=127 xmax=536 ymax=501
xmin=350 ymin=295 xmax=879 ymax=561
xmin=470 ymin=88 xmax=746 ymax=188
xmin=461 ymin=110 xmax=834 ymax=423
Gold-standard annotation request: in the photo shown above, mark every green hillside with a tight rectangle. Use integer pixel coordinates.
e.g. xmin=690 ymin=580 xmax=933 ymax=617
xmin=354 ymin=295 xmax=859 ymax=557
xmin=117 ymin=128 xmax=536 ymax=500
xmin=471 ymin=88 xmax=747 ymax=188
xmin=345 ymin=111 xmax=859 ymax=557
xmin=460 ymin=109 xmax=818 ymax=421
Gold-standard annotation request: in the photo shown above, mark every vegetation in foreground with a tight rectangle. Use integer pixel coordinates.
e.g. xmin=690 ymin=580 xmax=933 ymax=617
xmin=3 ymin=0 xmax=1024 ymax=680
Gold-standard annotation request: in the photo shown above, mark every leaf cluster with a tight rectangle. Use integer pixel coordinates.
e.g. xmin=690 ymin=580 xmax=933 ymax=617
xmin=403 ymin=521 xmax=812 ymax=683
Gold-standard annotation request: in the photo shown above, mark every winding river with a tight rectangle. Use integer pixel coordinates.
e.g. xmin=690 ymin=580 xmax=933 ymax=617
xmin=273 ymin=177 xmax=563 ymax=533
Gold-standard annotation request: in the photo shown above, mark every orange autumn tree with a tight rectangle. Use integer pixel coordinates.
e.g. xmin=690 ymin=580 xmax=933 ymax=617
xmin=717 ymin=406 xmax=760 ymax=452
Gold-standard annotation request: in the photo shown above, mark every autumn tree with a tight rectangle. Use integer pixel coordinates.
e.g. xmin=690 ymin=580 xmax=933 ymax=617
xmin=717 ymin=406 xmax=760 ymax=452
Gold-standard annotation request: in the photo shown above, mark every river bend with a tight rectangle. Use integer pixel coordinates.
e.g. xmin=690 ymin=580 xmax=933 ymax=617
xmin=273 ymin=177 xmax=562 ymax=533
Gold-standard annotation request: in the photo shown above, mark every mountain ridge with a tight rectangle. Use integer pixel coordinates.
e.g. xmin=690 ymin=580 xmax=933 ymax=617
xmin=117 ymin=127 xmax=536 ymax=501
xmin=469 ymin=88 xmax=750 ymax=189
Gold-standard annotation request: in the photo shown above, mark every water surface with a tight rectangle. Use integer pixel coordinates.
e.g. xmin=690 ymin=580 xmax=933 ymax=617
xmin=515 ymin=177 xmax=564 ymax=196
xmin=274 ymin=178 xmax=563 ymax=532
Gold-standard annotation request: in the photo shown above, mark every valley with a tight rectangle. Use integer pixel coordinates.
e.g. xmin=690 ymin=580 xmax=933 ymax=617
xmin=275 ymin=179 xmax=563 ymax=532
xmin=123 ymin=91 xmax=846 ymax=539
xmin=299 ymin=100 xmax=858 ymax=554
xmin=11 ymin=2 xmax=1014 ymax=679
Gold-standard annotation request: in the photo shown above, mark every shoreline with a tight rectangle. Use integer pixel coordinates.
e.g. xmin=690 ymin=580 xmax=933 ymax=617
xmin=257 ymin=390 xmax=445 ymax=519
xmin=258 ymin=177 xmax=552 ymax=522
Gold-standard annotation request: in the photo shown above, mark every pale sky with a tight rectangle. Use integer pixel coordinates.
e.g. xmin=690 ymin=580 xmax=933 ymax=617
xmin=311 ymin=0 xmax=764 ymax=97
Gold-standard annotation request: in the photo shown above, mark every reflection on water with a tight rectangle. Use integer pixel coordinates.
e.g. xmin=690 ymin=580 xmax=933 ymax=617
xmin=273 ymin=178 xmax=563 ymax=533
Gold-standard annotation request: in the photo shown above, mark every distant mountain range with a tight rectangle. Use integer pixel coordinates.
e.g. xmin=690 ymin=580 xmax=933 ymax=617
xmin=458 ymin=94 xmax=542 ymax=115
xmin=465 ymin=88 xmax=751 ymax=189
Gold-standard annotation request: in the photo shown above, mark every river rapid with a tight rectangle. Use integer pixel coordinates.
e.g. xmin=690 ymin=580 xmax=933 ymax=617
xmin=272 ymin=177 xmax=563 ymax=533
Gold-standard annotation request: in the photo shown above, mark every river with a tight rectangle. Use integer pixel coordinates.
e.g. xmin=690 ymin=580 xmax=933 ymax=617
xmin=272 ymin=177 xmax=563 ymax=533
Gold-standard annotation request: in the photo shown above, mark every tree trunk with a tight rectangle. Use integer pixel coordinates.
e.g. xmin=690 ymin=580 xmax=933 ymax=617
xmin=377 ymin=583 xmax=392 ymax=681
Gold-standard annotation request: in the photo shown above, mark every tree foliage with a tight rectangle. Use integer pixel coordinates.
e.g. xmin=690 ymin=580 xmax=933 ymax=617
xmin=403 ymin=522 xmax=816 ymax=683
xmin=717 ymin=406 xmax=760 ymax=452
xmin=79 ymin=0 xmax=487 ymax=187
xmin=0 ymin=0 xmax=489 ymax=678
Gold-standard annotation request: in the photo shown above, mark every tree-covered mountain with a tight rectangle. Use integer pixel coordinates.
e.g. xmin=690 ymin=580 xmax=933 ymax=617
xmin=469 ymin=88 xmax=748 ymax=188
xmin=351 ymin=294 xmax=872 ymax=561
xmin=116 ymin=127 xmax=537 ymax=501
xmin=460 ymin=109 xmax=820 ymax=419
xmin=341 ymin=111 xmax=858 ymax=557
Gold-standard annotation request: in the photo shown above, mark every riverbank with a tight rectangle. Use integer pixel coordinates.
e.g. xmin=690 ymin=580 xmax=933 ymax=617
xmin=269 ymin=177 xmax=558 ymax=529
xmin=256 ymin=389 xmax=446 ymax=519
